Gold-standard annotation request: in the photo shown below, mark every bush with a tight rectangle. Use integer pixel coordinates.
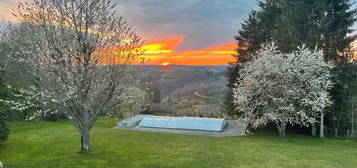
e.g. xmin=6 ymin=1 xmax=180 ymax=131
xmin=0 ymin=77 xmax=9 ymax=143
xmin=0 ymin=108 xmax=9 ymax=144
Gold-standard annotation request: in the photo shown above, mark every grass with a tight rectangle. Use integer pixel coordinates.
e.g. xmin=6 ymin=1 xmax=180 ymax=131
xmin=0 ymin=118 xmax=357 ymax=168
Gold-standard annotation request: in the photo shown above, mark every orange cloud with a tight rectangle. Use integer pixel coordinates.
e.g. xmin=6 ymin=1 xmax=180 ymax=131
xmin=141 ymin=35 xmax=236 ymax=65
xmin=142 ymin=35 xmax=183 ymax=57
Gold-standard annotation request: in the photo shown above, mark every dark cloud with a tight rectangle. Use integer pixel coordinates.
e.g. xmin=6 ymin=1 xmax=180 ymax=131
xmin=1 ymin=0 xmax=356 ymax=50
xmin=115 ymin=0 xmax=357 ymax=51
xmin=115 ymin=0 xmax=258 ymax=51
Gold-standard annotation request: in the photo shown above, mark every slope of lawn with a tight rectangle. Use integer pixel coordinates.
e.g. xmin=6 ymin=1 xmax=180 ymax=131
xmin=0 ymin=118 xmax=357 ymax=168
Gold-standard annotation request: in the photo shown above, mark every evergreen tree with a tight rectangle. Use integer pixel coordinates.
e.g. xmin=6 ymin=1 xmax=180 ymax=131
xmin=272 ymin=0 xmax=320 ymax=52
xmin=0 ymin=75 xmax=9 ymax=144
xmin=0 ymin=23 xmax=11 ymax=144
xmin=316 ymin=0 xmax=357 ymax=62
xmin=224 ymin=64 xmax=240 ymax=117
xmin=326 ymin=64 xmax=357 ymax=137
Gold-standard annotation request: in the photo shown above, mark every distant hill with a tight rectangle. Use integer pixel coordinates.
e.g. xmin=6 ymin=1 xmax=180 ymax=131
xmin=133 ymin=65 xmax=228 ymax=98
xmin=131 ymin=65 xmax=229 ymax=117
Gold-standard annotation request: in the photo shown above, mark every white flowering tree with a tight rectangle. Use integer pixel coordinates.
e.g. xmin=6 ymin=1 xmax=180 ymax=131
xmin=0 ymin=86 xmax=58 ymax=121
xmin=11 ymin=0 xmax=144 ymax=152
xmin=0 ymin=86 xmax=38 ymax=120
xmin=106 ymin=87 xmax=150 ymax=119
xmin=233 ymin=43 xmax=334 ymax=139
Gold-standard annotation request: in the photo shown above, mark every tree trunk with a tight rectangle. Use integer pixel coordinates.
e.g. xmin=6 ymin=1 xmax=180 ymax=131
xmin=347 ymin=129 xmax=350 ymax=138
xmin=320 ymin=112 xmax=325 ymax=138
xmin=245 ymin=124 xmax=252 ymax=135
xmin=80 ymin=127 xmax=90 ymax=153
xmin=311 ymin=123 xmax=317 ymax=137
xmin=276 ymin=121 xmax=286 ymax=140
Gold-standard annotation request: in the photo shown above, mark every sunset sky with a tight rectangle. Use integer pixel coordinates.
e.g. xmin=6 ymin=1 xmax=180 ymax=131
xmin=0 ymin=0 xmax=356 ymax=65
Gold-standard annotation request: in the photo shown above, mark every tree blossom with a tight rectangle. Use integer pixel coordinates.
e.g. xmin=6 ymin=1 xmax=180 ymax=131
xmin=106 ymin=87 xmax=150 ymax=119
xmin=0 ymin=86 xmax=57 ymax=121
xmin=233 ymin=43 xmax=334 ymax=139
xmin=12 ymin=0 xmax=144 ymax=152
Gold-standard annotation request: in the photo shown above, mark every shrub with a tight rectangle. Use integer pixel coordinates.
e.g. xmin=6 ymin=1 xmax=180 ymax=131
xmin=0 ymin=109 xmax=9 ymax=144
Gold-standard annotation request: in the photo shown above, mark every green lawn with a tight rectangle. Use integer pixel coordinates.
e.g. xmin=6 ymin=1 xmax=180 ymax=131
xmin=0 ymin=118 xmax=356 ymax=168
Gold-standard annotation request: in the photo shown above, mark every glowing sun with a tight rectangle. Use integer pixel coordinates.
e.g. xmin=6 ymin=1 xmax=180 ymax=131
xmin=162 ymin=62 xmax=170 ymax=66
xmin=161 ymin=62 xmax=170 ymax=69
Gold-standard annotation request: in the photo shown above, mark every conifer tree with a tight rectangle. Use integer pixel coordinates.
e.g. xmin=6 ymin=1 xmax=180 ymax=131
xmin=316 ymin=0 xmax=357 ymax=62
xmin=0 ymin=76 xmax=9 ymax=144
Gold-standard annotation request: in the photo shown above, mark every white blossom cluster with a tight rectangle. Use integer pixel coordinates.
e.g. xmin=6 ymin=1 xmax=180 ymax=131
xmin=233 ymin=43 xmax=334 ymax=128
xmin=0 ymin=86 xmax=55 ymax=120
xmin=105 ymin=87 xmax=150 ymax=118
